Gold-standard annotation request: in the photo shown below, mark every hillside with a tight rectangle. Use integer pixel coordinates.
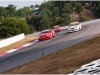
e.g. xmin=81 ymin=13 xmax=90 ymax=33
xmin=70 ymin=7 xmax=97 ymax=22
xmin=2 ymin=34 xmax=100 ymax=74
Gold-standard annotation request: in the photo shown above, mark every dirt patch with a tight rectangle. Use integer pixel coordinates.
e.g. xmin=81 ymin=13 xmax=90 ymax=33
xmin=0 ymin=36 xmax=38 ymax=53
xmin=70 ymin=7 xmax=97 ymax=22
xmin=2 ymin=34 xmax=100 ymax=74
xmin=70 ymin=11 xmax=79 ymax=21
xmin=85 ymin=7 xmax=97 ymax=19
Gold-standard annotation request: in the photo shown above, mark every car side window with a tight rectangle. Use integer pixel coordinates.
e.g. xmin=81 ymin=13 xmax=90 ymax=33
xmin=49 ymin=30 xmax=52 ymax=32
xmin=51 ymin=30 xmax=53 ymax=32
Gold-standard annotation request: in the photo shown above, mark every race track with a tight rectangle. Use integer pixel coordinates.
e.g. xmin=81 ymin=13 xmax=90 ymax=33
xmin=0 ymin=21 xmax=100 ymax=73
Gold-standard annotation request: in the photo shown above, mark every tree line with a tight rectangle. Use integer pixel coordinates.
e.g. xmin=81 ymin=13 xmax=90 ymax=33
xmin=0 ymin=1 xmax=99 ymax=38
xmin=0 ymin=4 xmax=38 ymax=38
xmin=27 ymin=1 xmax=84 ymax=31
xmin=0 ymin=4 xmax=40 ymax=18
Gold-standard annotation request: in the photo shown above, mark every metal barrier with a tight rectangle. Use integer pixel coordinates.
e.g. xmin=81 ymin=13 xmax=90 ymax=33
xmin=0 ymin=33 xmax=25 ymax=48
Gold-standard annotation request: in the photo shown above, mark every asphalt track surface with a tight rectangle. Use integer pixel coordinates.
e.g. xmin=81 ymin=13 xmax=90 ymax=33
xmin=0 ymin=22 xmax=100 ymax=73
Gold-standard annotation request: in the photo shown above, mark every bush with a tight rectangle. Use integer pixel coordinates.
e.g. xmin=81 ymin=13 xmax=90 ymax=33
xmin=64 ymin=7 xmax=72 ymax=13
xmin=52 ymin=7 xmax=59 ymax=17
xmin=61 ymin=13 xmax=71 ymax=25
xmin=56 ymin=13 xmax=71 ymax=25
xmin=0 ymin=17 xmax=30 ymax=38
xmin=56 ymin=18 xmax=65 ymax=25
xmin=30 ymin=15 xmax=42 ymax=31
xmin=79 ymin=16 xmax=87 ymax=22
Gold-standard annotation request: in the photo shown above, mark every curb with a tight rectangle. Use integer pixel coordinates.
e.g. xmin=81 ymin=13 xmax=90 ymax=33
xmin=0 ymin=40 xmax=37 ymax=57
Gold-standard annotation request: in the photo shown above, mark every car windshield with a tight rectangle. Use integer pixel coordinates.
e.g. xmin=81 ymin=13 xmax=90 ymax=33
xmin=54 ymin=26 xmax=59 ymax=28
xmin=54 ymin=27 xmax=59 ymax=28
xmin=70 ymin=24 xmax=76 ymax=26
xmin=70 ymin=23 xmax=79 ymax=26
xmin=41 ymin=31 xmax=49 ymax=34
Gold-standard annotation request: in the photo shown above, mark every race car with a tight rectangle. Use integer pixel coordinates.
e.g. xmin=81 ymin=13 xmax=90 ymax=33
xmin=53 ymin=25 xmax=62 ymax=32
xmin=38 ymin=29 xmax=56 ymax=41
xmin=68 ymin=22 xmax=82 ymax=32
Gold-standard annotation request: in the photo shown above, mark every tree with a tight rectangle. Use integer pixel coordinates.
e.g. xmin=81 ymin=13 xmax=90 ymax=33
xmin=0 ymin=17 xmax=30 ymax=38
xmin=97 ymin=4 xmax=100 ymax=18
xmin=6 ymin=4 xmax=16 ymax=17
xmin=56 ymin=17 xmax=65 ymax=25
xmin=42 ymin=8 xmax=52 ymax=17
xmin=30 ymin=5 xmax=34 ymax=8
xmin=16 ymin=8 xmax=23 ymax=17
xmin=62 ymin=13 xmax=71 ymax=25
xmin=35 ymin=4 xmax=39 ymax=8
xmin=64 ymin=4 xmax=72 ymax=13
xmin=22 ymin=6 xmax=30 ymax=17
xmin=65 ymin=3 xmax=73 ymax=9
xmin=30 ymin=15 xmax=42 ymax=31
xmin=46 ymin=1 xmax=54 ymax=10
xmin=70 ymin=1 xmax=77 ymax=7
xmin=56 ymin=13 xmax=71 ymax=25
xmin=0 ymin=7 xmax=7 ymax=18
xmin=15 ymin=7 xmax=30 ymax=17
xmin=54 ymin=1 xmax=65 ymax=9
xmin=40 ymin=12 xmax=50 ymax=30
xmin=52 ymin=7 xmax=60 ymax=16
xmin=75 ymin=3 xmax=83 ymax=13
xmin=39 ymin=1 xmax=54 ymax=10
xmin=26 ymin=16 xmax=34 ymax=33
xmin=39 ymin=2 xmax=47 ymax=9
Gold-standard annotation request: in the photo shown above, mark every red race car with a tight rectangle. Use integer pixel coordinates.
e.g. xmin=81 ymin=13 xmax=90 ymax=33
xmin=53 ymin=25 xmax=62 ymax=32
xmin=38 ymin=29 xmax=56 ymax=41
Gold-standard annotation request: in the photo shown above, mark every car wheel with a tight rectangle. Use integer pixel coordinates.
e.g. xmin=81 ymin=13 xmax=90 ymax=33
xmin=81 ymin=27 xmax=82 ymax=30
xmin=76 ymin=29 xmax=78 ymax=31
xmin=38 ymin=40 xmax=41 ymax=42
xmin=79 ymin=27 xmax=80 ymax=30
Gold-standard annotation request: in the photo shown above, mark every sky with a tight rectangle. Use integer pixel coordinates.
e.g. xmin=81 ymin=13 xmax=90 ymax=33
xmin=0 ymin=0 xmax=46 ymax=9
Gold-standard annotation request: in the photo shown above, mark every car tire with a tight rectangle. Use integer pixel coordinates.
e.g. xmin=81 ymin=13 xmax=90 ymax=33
xmin=81 ymin=27 xmax=82 ymax=30
xmin=76 ymin=29 xmax=78 ymax=31
xmin=79 ymin=27 xmax=80 ymax=31
xmin=38 ymin=40 xmax=41 ymax=42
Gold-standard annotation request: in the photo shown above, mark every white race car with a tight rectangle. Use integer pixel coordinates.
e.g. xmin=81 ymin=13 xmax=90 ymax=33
xmin=68 ymin=22 xmax=82 ymax=32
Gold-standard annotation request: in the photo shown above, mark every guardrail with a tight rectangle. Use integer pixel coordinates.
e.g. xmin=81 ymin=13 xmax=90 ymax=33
xmin=70 ymin=59 xmax=100 ymax=74
xmin=0 ymin=33 xmax=25 ymax=48
xmin=26 ymin=19 xmax=100 ymax=37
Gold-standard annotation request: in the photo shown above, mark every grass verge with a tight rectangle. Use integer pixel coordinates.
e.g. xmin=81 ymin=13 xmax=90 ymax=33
xmin=0 ymin=36 xmax=38 ymax=53
xmin=2 ymin=34 xmax=100 ymax=74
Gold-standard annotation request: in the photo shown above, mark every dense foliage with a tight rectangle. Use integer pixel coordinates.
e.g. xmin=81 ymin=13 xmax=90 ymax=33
xmin=0 ymin=1 xmax=100 ymax=38
xmin=0 ymin=17 xmax=30 ymax=38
